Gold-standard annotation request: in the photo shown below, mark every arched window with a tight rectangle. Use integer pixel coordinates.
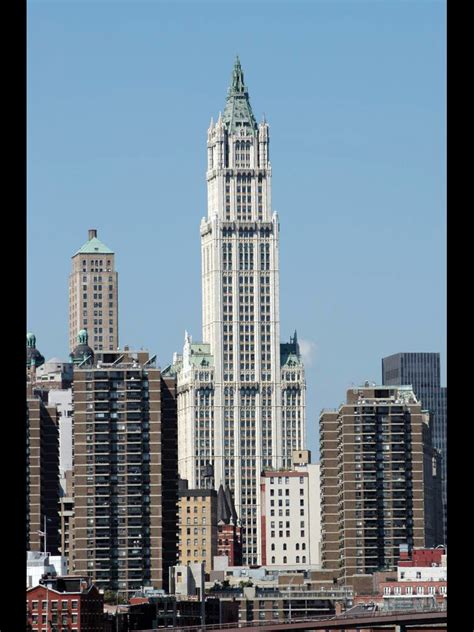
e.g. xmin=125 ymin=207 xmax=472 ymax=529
xmin=283 ymin=556 xmax=287 ymax=564
xmin=296 ymin=556 xmax=300 ymax=563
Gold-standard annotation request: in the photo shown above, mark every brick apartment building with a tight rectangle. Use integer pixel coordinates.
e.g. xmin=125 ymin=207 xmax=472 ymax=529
xmin=71 ymin=348 xmax=178 ymax=597
xmin=320 ymin=384 xmax=443 ymax=587
xmin=26 ymin=576 xmax=104 ymax=632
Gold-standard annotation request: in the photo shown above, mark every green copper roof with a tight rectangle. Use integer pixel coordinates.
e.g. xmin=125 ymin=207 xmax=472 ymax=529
xmin=222 ymin=56 xmax=257 ymax=134
xmin=280 ymin=333 xmax=303 ymax=367
xmin=74 ymin=236 xmax=114 ymax=256
xmin=189 ymin=342 xmax=214 ymax=367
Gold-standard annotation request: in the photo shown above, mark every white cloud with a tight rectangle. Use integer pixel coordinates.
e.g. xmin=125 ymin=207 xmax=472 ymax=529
xmin=299 ymin=338 xmax=317 ymax=368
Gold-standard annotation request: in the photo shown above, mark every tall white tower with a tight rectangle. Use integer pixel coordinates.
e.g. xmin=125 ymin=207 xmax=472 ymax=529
xmin=175 ymin=58 xmax=306 ymax=565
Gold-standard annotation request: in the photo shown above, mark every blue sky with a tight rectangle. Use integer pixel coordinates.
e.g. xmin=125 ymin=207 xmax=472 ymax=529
xmin=27 ymin=0 xmax=446 ymax=457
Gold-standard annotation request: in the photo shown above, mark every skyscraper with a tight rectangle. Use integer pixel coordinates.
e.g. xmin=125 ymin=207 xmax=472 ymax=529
xmin=320 ymin=384 xmax=443 ymax=587
xmin=69 ymin=229 xmax=119 ymax=353
xmin=175 ymin=58 xmax=306 ymax=565
xmin=71 ymin=348 xmax=178 ymax=596
xmin=382 ymin=353 xmax=447 ymax=542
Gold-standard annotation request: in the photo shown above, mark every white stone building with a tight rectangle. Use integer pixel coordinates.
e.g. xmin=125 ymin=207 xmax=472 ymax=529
xmin=27 ymin=551 xmax=68 ymax=588
xmin=32 ymin=358 xmax=73 ymax=495
xmin=261 ymin=450 xmax=321 ymax=567
xmin=173 ymin=58 xmax=306 ymax=565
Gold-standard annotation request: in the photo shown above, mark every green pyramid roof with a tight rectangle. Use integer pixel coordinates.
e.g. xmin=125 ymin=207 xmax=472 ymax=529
xmin=222 ymin=56 xmax=257 ymax=134
xmin=74 ymin=236 xmax=114 ymax=256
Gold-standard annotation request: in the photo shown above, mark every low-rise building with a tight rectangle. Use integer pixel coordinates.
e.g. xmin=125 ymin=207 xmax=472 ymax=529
xmin=26 ymin=576 xmax=104 ymax=631
xmin=217 ymin=483 xmax=242 ymax=566
xmin=353 ymin=547 xmax=447 ymax=611
xmin=177 ymin=480 xmax=217 ymax=571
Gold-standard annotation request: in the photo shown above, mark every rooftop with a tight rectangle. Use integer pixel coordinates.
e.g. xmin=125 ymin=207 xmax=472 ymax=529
xmin=73 ymin=229 xmax=114 ymax=256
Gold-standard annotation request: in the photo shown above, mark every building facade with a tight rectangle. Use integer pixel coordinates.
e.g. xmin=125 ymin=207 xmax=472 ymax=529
xmin=71 ymin=349 xmax=177 ymax=597
xmin=319 ymin=384 xmax=442 ymax=586
xmin=27 ymin=338 xmax=74 ymax=498
xmin=26 ymin=576 xmax=104 ymax=632
xmin=217 ymin=483 xmax=242 ymax=566
xmin=69 ymin=229 xmax=119 ymax=353
xmin=260 ymin=450 xmax=320 ymax=567
xmin=175 ymin=57 xmax=306 ymax=566
xmin=382 ymin=353 xmax=447 ymax=542
xmin=26 ymin=379 xmax=61 ymax=556
xmin=177 ymin=481 xmax=218 ymax=571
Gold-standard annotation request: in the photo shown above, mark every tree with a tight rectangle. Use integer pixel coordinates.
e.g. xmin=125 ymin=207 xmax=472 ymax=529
xmin=103 ymin=590 xmax=128 ymax=605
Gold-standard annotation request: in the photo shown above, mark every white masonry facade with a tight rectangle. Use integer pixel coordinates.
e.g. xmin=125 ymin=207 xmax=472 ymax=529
xmin=175 ymin=58 xmax=306 ymax=565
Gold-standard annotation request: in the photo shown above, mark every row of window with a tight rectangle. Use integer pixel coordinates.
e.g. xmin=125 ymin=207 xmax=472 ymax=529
xmin=29 ymin=600 xmax=78 ymax=610
xmin=270 ymin=555 xmax=307 ymax=564
xmin=383 ymin=585 xmax=446 ymax=595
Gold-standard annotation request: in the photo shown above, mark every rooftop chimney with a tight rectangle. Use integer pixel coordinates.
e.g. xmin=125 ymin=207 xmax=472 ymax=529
xmin=88 ymin=229 xmax=97 ymax=240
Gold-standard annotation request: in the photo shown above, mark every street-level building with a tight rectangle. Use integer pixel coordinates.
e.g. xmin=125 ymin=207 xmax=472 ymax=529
xmin=174 ymin=58 xmax=306 ymax=565
xmin=69 ymin=229 xmax=119 ymax=353
xmin=26 ymin=576 xmax=104 ymax=632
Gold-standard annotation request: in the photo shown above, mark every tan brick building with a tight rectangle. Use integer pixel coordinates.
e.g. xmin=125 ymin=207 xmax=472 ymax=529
xmin=71 ymin=349 xmax=178 ymax=597
xmin=319 ymin=384 xmax=442 ymax=587
xmin=69 ymin=229 xmax=119 ymax=353
xmin=177 ymin=480 xmax=217 ymax=572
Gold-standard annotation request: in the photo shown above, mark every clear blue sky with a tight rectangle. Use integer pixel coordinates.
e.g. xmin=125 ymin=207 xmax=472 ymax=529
xmin=27 ymin=0 xmax=446 ymax=458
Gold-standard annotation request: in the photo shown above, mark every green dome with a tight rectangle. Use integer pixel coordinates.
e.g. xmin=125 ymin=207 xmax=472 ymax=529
xmin=78 ymin=329 xmax=88 ymax=344
xmin=26 ymin=332 xmax=44 ymax=368
xmin=71 ymin=329 xmax=94 ymax=367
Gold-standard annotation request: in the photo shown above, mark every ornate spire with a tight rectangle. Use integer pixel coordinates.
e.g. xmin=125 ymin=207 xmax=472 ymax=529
xmin=222 ymin=56 xmax=257 ymax=133
xmin=231 ymin=55 xmax=245 ymax=93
